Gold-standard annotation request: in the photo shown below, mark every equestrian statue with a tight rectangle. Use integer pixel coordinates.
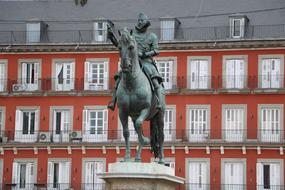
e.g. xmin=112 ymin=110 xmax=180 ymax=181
xmin=107 ymin=13 xmax=165 ymax=163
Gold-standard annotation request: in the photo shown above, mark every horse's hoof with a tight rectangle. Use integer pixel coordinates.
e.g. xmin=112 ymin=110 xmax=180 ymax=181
xmin=142 ymin=137 xmax=150 ymax=145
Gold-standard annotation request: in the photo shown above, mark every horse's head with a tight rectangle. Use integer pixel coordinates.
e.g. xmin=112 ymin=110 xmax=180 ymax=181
xmin=118 ymin=28 xmax=138 ymax=73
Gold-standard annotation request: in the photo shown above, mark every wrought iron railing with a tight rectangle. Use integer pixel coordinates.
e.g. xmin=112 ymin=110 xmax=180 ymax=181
xmin=2 ymin=128 xmax=284 ymax=144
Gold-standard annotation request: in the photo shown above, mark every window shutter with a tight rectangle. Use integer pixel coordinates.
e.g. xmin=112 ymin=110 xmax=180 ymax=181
xmin=95 ymin=162 xmax=104 ymax=183
xmin=22 ymin=63 xmax=27 ymax=84
xmin=199 ymin=60 xmax=208 ymax=89
xmin=70 ymin=63 xmax=75 ymax=90
xmin=47 ymin=162 xmax=54 ymax=188
xmin=84 ymin=62 xmax=90 ymax=90
xmin=103 ymin=62 xmax=108 ymax=90
xmin=83 ymin=110 xmax=89 ymax=138
xmin=94 ymin=22 xmax=99 ymax=41
xmin=0 ymin=64 xmax=5 ymax=91
xmin=65 ymin=162 xmax=70 ymax=185
xmin=190 ymin=60 xmax=198 ymax=89
xmin=15 ymin=110 xmax=23 ymax=139
xmin=103 ymin=109 xmax=108 ymax=138
xmin=12 ymin=162 xmax=18 ymax=184
xmin=26 ymin=163 xmax=34 ymax=187
xmin=271 ymin=163 xmax=280 ymax=186
xmin=85 ymin=162 xmax=92 ymax=186
xmin=256 ymin=163 xmax=263 ymax=186
xmin=34 ymin=62 xmax=39 ymax=86
xmin=102 ymin=22 xmax=107 ymax=41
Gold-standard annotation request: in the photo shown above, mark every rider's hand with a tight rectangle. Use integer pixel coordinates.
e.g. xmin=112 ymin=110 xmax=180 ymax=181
xmin=138 ymin=51 xmax=145 ymax=59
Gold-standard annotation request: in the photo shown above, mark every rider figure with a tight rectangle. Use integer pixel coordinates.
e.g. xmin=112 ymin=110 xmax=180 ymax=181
xmin=107 ymin=13 xmax=163 ymax=111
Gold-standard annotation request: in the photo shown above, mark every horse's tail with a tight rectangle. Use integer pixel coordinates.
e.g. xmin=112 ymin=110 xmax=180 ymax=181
xmin=150 ymin=117 xmax=160 ymax=158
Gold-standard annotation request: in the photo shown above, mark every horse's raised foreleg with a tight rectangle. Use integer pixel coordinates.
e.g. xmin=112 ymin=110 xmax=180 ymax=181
xmin=135 ymin=108 xmax=150 ymax=162
xmin=119 ymin=110 xmax=131 ymax=162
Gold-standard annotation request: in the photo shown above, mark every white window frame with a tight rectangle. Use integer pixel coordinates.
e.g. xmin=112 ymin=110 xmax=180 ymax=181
xmin=155 ymin=57 xmax=177 ymax=90
xmin=18 ymin=59 xmax=41 ymax=91
xmin=186 ymin=158 xmax=210 ymax=190
xmin=0 ymin=59 xmax=7 ymax=92
xmin=186 ymin=105 xmax=210 ymax=142
xmin=229 ymin=17 xmax=245 ymax=38
xmin=256 ymin=159 xmax=284 ymax=190
xmin=0 ymin=159 xmax=3 ymax=188
xmin=15 ymin=106 xmax=40 ymax=143
xmin=0 ymin=107 xmax=5 ymax=137
xmin=26 ymin=22 xmax=41 ymax=43
xmin=94 ymin=21 xmax=108 ymax=42
xmin=84 ymin=58 xmax=109 ymax=91
xmin=52 ymin=59 xmax=75 ymax=91
xmin=258 ymin=55 xmax=284 ymax=89
xmin=50 ymin=106 xmax=73 ymax=143
xmin=223 ymin=55 xmax=248 ymax=89
xmin=222 ymin=104 xmax=247 ymax=142
xmin=82 ymin=158 xmax=106 ymax=190
xmin=82 ymin=106 xmax=108 ymax=142
xmin=47 ymin=158 xmax=71 ymax=190
xmin=258 ymin=104 xmax=283 ymax=142
xmin=221 ymin=159 xmax=246 ymax=190
xmin=12 ymin=159 xmax=37 ymax=190
xmin=187 ymin=56 xmax=211 ymax=89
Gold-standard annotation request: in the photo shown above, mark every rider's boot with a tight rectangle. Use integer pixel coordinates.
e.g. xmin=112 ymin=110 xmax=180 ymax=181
xmin=153 ymin=79 xmax=162 ymax=110
xmin=108 ymin=77 xmax=120 ymax=111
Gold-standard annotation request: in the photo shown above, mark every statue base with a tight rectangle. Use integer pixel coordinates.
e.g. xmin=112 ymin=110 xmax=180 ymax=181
xmin=99 ymin=162 xmax=184 ymax=190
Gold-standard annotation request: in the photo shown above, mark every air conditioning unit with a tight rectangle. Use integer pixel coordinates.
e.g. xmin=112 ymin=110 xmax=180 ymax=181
xmin=70 ymin=131 xmax=82 ymax=141
xmin=12 ymin=84 xmax=27 ymax=92
xmin=39 ymin=132 xmax=51 ymax=142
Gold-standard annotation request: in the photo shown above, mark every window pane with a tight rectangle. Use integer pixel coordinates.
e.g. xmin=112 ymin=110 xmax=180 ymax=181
xmin=20 ymin=164 xmax=26 ymax=188
xmin=56 ymin=112 xmax=61 ymax=134
xmin=30 ymin=112 xmax=35 ymax=134
xmin=263 ymin=165 xmax=270 ymax=189
xmin=23 ymin=112 xmax=29 ymax=134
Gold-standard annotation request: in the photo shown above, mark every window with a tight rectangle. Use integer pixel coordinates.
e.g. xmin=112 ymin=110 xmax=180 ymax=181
xmin=223 ymin=56 xmax=247 ymax=89
xmin=259 ymin=105 xmax=283 ymax=142
xmin=187 ymin=159 xmax=209 ymax=190
xmin=47 ymin=160 xmax=70 ymax=190
xmin=187 ymin=105 xmax=210 ymax=142
xmin=119 ymin=116 xmax=137 ymax=142
xmin=222 ymin=160 xmax=245 ymax=190
xmin=188 ymin=57 xmax=211 ymax=89
xmin=164 ymin=106 xmax=176 ymax=141
xmin=259 ymin=56 xmax=283 ymax=88
xmin=27 ymin=22 xmax=41 ymax=43
xmin=83 ymin=160 xmax=105 ymax=190
xmin=156 ymin=58 xmax=176 ymax=90
xmin=0 ymin=60 xmax=7 ymax=92
xmin=257 ymin=160 xmax=283 ymax=190
xmin=18 ymin=60 xmax=41 ymax=91
xmin=229 ymin=16 xmax=247 ymax=38
xmin=53 ymin=60 xmax=75 ymax=91
xmin=161 ymin=20 xmax=174 ymax=41
xmin=84 ymin=60 xmax=109 ymax=90
xmin=15 ymin=108 xmax=39 ymax=142
xmin=82 ymin=107 xmax=108 ymax=142
xmin=94 ymin=22 xmax=107 ymax=42
xmin=12 ymin=160 xmax=36 ymax=190
xmin=222 ymin=105 xmax=246 ymax=142
xmin=51 ymin=107 xmax=72 ymax=142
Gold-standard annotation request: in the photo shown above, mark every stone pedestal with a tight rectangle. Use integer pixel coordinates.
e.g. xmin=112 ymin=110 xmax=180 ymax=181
xmin=99 ymin=162 xmax=184 ymax=190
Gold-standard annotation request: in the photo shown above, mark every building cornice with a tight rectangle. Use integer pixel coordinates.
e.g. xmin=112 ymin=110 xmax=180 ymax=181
xmin=1 ymin=39 xmax=285 ymax=53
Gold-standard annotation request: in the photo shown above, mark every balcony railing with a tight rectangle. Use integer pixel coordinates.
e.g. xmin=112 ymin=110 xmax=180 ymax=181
xmin=0 ymin=75 xmax=283 ymax=94
xmin=1 ymin=24 xmax=284 ymax=45
xmin=2 ymin=128 xmax=284 ymax=144
xmin=178 ymin=184 xmax=285 ymax=190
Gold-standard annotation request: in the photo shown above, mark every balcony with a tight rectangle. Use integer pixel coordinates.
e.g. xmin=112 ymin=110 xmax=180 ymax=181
xmin=0 ymin=24 xmax=284 ymax=45
xmin=2 ymin=128 xmax=284 ymax=145
xmin=178 ymin=184 xmax=285 ymax=190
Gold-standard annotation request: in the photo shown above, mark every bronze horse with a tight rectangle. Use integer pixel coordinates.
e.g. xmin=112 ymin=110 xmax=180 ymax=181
xmin=116 ymin=28 xmax=165 ymax=163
